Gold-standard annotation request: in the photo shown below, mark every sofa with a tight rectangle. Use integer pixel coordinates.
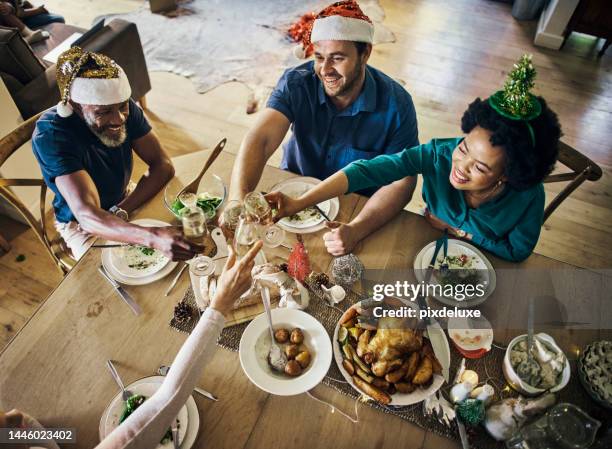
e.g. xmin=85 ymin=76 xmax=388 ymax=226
xmin=0 ymin=18 xmax=151 ymax=119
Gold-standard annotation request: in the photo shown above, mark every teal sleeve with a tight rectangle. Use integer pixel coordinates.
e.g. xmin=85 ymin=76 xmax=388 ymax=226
xmin=470 ymin=187 xmax=544 ymax=262
xmin=342 ymin=142 xmax=435 ymax=193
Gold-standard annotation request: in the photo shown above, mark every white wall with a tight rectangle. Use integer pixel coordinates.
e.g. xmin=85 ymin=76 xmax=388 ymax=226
xmin=535 ymin=0 xmax=580 ymax=50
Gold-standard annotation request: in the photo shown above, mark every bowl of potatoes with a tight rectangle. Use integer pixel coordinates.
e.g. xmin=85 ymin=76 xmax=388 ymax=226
xmin=239 ymin=308 xmax=332 ymax=396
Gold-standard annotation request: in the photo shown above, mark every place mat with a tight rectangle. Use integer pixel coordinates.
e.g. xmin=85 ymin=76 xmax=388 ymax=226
xmin=170 ymin=279 xmax=605 ymax=449
xmin=170 ymin=285 xmax=279 ymax=330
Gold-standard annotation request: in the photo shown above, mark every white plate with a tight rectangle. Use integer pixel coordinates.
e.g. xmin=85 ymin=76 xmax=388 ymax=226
xmin=110 ymin=244 xmax=169 ymax=278
xmin=413 ymin=239 xmax=496 ymax=308
xmin=99 ymin=376 xmax=199 ymax=449
xmin=271 ymin=177 xmax=340 ymax=234
xmin=332 ymin=302 xmax=449 ymax=406
xmin=101 ymin=219 xmax=178 ymax=286
xmin=239 ymin=308 xmax=332 ymax=396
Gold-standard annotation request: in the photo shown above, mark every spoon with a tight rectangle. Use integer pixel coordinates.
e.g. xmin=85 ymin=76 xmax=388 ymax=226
xmin=517 ymin=298 xmax=540 ymax=377
xmin=261 ymin=285 xmax=287 ymax=372
xmin=176 ymin=138 xmax=226 ymax=198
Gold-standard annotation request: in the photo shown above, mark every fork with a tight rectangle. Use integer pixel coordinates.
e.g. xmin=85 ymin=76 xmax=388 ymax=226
xmin=171 ymin=419 xmax=179 ymax=449
xmin=106 ymin=360 xmax=133 ymax=401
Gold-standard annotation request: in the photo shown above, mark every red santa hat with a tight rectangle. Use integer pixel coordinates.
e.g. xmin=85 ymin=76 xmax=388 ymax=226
xmin=290 ymin=1 xmax=374 ymax=59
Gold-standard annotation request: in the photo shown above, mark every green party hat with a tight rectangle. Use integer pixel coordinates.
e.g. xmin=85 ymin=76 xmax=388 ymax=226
xmin=488 ymin=54 xmax=542 ymax=145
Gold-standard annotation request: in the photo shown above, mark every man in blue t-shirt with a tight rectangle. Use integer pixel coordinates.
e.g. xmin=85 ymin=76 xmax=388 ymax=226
xmin=32 ymin=47 xmax=201 ymax=260
xmin=228 ymin=1 xmax=419 ymax=255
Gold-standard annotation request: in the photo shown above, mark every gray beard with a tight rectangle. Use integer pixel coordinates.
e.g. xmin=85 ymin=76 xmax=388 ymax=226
xmin=91 ymin=126 xmax=127 ymax=147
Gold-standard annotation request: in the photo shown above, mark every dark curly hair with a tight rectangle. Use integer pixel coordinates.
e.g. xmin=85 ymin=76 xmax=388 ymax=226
xmin=460 ymin=97 xmax=562 ymax=191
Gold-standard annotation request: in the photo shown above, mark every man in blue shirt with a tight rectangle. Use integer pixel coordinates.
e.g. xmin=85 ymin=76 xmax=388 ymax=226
xmin=228 ymin=1 xmax=419 ymax=255
xmin=32 ymin=47 xmax=201 ymax=260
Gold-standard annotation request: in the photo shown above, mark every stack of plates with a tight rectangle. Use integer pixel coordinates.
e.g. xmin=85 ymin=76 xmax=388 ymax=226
xmin=101 ymin=219 xmax=178 ymax=286
xmin=271 ymin=177 xmax=339 ymax=234
xmin=99 ymin=375 xmax=199 ymax=448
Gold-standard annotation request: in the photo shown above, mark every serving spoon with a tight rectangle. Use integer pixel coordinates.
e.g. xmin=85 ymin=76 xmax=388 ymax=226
xmin=176 ymin=138 xmax=226 ymax=198
xmin=517 ymin=298 xmax=540 ymax=378
xmin=261 ymin=285 xmax=287 ymax=372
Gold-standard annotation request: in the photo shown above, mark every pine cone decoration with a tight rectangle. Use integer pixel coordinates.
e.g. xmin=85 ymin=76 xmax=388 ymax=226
xmin=306 ymin=271 xmax=331 ymax=288
xmin=173 ymin=301 xmax=193 ymax=324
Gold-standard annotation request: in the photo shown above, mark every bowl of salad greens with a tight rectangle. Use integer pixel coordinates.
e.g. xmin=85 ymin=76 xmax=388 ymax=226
xmin=164 ymin=173 xmax=226 ymax=220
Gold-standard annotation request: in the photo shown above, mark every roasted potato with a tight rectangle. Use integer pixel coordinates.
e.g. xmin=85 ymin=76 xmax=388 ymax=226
xmin=357 ymin=329 xmax=372 ymax=357
xmin=404 ymin=352 xmax=420 ymax=381
xmin=274 ymin=328 xmax=290 ymax=343
xmin=342 ymin=318 xmax=356 ymax=329
xmin=342 ymin=359 xmax=355 ymax=376
xmin=372 ymin=358 xmax=403 ymax=377
xmin=340 ymin=308 xmax=358 ymax=326
xmin=363 ymin=352 xmax=374 ymax=364
xmin=290 ymin=328 xmax=304 ymax=344
xmin=285 ymin=344 xmax=300 ymax=359
xmin=395 ymin=382 xmax=417 ymax=394
xmin=295 ymin=350 xmax=311 ymax=369
xmin=412 ymin=356 xmax=433 ymax=385
xmin=372 ymin=378 xmax=390 ymax=391
xmin=385 ymin=358 xmax=412 ymax=384
xmin=352 ymin=376 xmax=391 ymax=405
xmin=371 ymin=360 xmax=388 ymax=378
xmin=284 ymin=360 xmax=302 ymax=376
xmin=422 ymin=341 xmax=443 ymax=375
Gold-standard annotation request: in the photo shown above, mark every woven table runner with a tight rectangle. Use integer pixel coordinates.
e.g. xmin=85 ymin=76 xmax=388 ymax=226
xmin=170 ymin=281 xmax=602 ymax=449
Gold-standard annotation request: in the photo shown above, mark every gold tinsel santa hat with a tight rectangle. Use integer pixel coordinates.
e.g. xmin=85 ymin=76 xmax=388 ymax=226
xmin=290 ymin=1 xmax=374 ymax=59
xmin=55 ymin=46 xmax=131 ymax=118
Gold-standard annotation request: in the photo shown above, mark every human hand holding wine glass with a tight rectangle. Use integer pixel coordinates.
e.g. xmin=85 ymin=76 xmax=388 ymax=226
xmin=243 ymin=191 xmax=286 ymax=248
xmin=181 ymin=205 xmax=215 ymax=276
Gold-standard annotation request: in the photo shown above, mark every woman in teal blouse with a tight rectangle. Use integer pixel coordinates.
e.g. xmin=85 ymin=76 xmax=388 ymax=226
xmin=266 ymin=56 xmax=562 ymax=262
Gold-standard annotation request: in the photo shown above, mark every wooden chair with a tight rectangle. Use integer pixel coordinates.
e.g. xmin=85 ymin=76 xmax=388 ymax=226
xmin=543 ymin=141 xmax=603 ymax=223
xmin=0 ymin=112 xmax=75 ymax=274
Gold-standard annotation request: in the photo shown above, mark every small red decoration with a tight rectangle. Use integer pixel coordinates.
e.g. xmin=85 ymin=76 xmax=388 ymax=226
xmin=287 ymin=239 xmax=311 ymax=282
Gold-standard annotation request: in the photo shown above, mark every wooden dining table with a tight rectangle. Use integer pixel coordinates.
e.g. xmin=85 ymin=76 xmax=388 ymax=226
xmin=0 ymin=149 xmax=609 ymax=449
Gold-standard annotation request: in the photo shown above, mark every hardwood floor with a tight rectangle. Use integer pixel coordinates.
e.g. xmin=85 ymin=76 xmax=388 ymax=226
xmin=1 ymin=0 xmax=610 ymax=364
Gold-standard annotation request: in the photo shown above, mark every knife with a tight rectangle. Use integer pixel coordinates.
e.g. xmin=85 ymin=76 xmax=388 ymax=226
xmin=157 ymin=365 xmax=218 ymax=401
xmin=457 ymin=418 xmax=471 ymax=449
xmin=315 ymin=203 xmax=331 ymax=222
xmin=416 ymin=236 xmax=450 ymax=382
xmin=98 ymin=266 xmax=142 ymax=316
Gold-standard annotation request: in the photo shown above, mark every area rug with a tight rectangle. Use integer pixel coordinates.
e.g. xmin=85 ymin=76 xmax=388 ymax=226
xmin=100 ymin=0 xmax=395 ymax=94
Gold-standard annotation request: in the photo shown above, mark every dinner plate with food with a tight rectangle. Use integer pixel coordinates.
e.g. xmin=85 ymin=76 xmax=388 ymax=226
xmin=101 ymin=219 xmax=178 ymax=285
xmin=333 ymin=300 xmax=450 ymax=406
xmin=99 ymin=376 xmax=199 ymax=449
xmin=239 ymin=308 xmax=332 ymax=395
xmin=413 ymin=239 xmax=496 ymax=307
xmin=270 ymin=177 xmax=339 ymax=233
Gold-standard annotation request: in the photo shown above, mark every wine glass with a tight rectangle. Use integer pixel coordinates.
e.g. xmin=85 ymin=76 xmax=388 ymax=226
xmin=243 ymin=191 xmax=285 ymax=248
xmin=221 ymin=200 xmax=243 ymax=240
xmin=233 ymin=214 xmax=259 ymax=257
xmin=181 ymin=206 xmax=215 ymax=276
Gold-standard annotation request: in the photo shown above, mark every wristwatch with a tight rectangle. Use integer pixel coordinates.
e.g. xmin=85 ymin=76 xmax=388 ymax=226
xmin=455 ymin=228 xmax=467 ymax=238
xmin=109 ymin=205 xmax=129 ymax=221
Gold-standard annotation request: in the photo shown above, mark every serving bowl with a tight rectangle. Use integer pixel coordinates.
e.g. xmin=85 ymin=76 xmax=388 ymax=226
xmin=503 ymin=333 xmax=571 ymax=396
xmin=163 ymin=173 xmax=226 ymax=220
xmin=239 ymin=308 xmax=332 ymax=396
